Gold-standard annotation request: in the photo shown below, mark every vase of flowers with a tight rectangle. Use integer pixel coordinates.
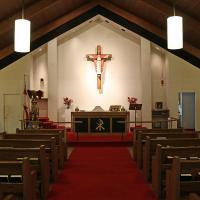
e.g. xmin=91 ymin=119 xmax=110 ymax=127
xmin=63 ymin=97 xmax=73 ymax=109
xmin=128 ymin=97 xmax=137 ymax=104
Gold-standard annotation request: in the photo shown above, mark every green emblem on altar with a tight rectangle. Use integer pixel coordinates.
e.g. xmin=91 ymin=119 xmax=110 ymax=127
xmin=96 ymin=119 xmax=105 ymax=132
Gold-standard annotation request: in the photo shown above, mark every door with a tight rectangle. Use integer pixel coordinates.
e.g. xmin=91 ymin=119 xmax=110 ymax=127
xmin=4 ymin=94 xmax=22 ymax=133
xmin=179 ymin=92 xmax=195 ymax=129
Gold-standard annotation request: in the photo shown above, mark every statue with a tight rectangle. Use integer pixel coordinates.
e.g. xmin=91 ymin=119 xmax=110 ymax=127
xmin=27 ymin=90 xmax=42 ymax=128
xmin=86 ymin=45 xmax=112 ymax=93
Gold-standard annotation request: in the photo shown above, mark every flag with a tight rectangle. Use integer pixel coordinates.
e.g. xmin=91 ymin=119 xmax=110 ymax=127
xmin=23 ymin=75 xmax=30 ymax=128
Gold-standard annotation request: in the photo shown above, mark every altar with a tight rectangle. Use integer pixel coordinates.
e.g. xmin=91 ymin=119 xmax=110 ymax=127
xmin=71 ymin=111 xmax=130 ymax=134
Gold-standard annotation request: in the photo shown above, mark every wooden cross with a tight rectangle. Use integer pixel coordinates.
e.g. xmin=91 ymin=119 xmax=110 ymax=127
xmin=86 ymin=45 xmax=112 ymax=93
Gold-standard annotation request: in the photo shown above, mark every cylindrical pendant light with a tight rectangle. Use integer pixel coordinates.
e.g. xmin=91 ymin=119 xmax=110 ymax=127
xmin=14 ymin=0 xmax=31 ymax=53
xmin=14 ymin=19 xmax=30 ymax=52
xmin=167 ymin=3 xmax=183 ymax=50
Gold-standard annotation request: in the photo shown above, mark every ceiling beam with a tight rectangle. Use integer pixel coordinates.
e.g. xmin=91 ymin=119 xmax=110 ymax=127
xmin=141 ymin=0 xmax=200 ymax=31
xmin=0 ymin=0 xmax=199 ymax=68
xmin=0 ymin=1 xmax=99 ymax=60
xmin=32 ymin=1 xmax=99 ymax=41
xmin=0 ymin=0 xmax=64 ymax=35
xmin=98 ymin=0 xmax=200 ymax=59
xmin=99 ymin=0 xmax=164 ymax=37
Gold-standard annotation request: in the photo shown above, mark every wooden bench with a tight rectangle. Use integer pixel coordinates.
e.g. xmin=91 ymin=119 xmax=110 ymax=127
xmin=3 ymin=133 xmax=64 ymax=168
xmin=189 ymin=193 xmax=200 ymax=200
xmin=152 ymin=145 xmax=200 ymax=199
xmin=143 ymin=137 xmax=200 ymax=181
xmin=16 ymin=128 xmax=67 ymax=160
xmin=16 ymin=128 xmax=65 ymax=138
xmin=0 ymin=157 xmax=37 ymax=200
xmin=134 ymin=128 xmax=183 ymax=139
xmin=133 ymin=128 xmax=184 ymax=144
xmin=133 ymin=128 xmax=183 ymax=161
xmin=0 ymin=194 xmax=16 ymax=200
xmin=0 ymin=132 xmax=3 ymax=139
xmin=0 ymin=145 xmax=49 ymax=199
xmin=136 ymin=132 xmax=198 ymax=168
xmin=0 ymin=138 xmax=58 ymax=181
xmin=166 ymin=157 xmax=200 ymax=200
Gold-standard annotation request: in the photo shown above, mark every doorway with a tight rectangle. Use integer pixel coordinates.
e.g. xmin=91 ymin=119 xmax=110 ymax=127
xmin=3 ymin=93 xmax=22 ymax=133
xmin=178 ymin=92 xmax=195 ymax=130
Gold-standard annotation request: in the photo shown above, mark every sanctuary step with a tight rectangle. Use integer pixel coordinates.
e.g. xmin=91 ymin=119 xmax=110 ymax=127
xmin=38 ymin=117 xmax=49 ymax=122
xmin=67 ymin=132 xmax=133 ymax=147
xmin=38 ymin=117 xmax=65 ymax=129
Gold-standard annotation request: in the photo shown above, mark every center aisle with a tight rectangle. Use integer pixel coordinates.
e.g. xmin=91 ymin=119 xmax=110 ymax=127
xmin=48 ymin=147 xmax=157 ymax=200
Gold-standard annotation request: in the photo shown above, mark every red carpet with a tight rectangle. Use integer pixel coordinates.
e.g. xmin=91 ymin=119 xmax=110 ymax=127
xmin=48 ymin=147 xmax=157 ymax=200
xmin=67 ymin=132 xmax=133 ymax=146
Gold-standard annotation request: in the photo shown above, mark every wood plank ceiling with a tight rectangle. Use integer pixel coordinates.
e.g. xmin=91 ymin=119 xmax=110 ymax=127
xmin=0 ymin=0 xmax=199 ymax=69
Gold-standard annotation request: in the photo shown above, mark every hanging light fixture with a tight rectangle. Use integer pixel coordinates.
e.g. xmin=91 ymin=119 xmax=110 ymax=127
xmin=167 ymin=2 xmax=183 ymax=50
xmin=14 ymin=0 xmax=31 ymax=53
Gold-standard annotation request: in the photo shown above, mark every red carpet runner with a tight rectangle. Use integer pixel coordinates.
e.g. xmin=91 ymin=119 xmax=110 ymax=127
xmin=48 ymin=147 xmax=157 ymax=200
xmin=67 ymin=133 xmax=133 ymax=146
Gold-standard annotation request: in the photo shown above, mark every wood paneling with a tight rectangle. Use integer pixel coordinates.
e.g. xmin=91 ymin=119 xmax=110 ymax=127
xmin=0 ymin=0 xmax=199 ymax=68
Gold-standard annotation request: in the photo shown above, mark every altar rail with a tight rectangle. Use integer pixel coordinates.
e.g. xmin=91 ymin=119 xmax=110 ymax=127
xmin=19 ymin=120 xmax=82 ymax=130
xmin=118 ymin=117 xmax=179 ymax=129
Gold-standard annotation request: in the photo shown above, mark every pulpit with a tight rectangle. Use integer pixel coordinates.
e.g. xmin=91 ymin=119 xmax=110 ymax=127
xmin=152 ymin=110 xmax=169 ymax=129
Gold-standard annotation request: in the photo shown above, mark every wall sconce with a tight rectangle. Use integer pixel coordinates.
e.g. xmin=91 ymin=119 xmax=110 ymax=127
xmin=40 ymin=78 xmax=44 ymax=88
xmin=167 ymin=4 xmax=183 ymax=50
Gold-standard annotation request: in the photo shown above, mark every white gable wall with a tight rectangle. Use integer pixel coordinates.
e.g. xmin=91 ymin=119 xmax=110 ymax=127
xmin=57 ymin=23 xmax=142 ymax=122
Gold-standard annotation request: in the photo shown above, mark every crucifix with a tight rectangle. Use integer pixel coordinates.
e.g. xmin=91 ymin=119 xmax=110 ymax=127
xmin=86 ymin=45 xmax=112 ymax=93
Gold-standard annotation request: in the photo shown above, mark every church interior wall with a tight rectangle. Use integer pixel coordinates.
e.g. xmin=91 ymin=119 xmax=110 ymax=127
xmin=0 ymin=55 xmax=33 ymax=132
xmin=0 ymin=19 xmax=200 ymax=131
xmin=32 ymin=49 xmax=48 ymax=98
xmin=167 ymin=53 xmax=200 ymax=130
xmin=151 ymin=47 xmax=167 ymax=110
xmin=47 ymin=39 xmax=58 ymax=122
xmin=57 ymin=23 xmax=142 ymax=122
xmin=140 ymin=38 xmax=152 ymax=128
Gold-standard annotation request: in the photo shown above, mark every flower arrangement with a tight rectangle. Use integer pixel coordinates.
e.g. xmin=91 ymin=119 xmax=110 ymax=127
xmin=128 ymin=97 xmax=137 ymax=104
xmin=63 ymin=97 xmax=73 ymax=108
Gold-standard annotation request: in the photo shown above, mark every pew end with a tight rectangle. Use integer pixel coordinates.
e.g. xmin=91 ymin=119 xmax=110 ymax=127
xmin=189 ymin=193 xmax=200 ymax=200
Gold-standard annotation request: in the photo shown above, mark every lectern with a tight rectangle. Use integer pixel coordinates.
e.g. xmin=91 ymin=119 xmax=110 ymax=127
xmin=129 ymin=104 xmax=142 ymax=127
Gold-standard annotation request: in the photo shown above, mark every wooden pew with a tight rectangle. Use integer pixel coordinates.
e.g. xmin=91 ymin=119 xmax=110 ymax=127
xmin=17 ymin=132 xmax=65 ymax=166
xmin=136 ymin=132 xmax=198 ymax=168
xmin=189 ymin=193 xmax=200 ymax=200
xmin=166 ymin=157 xmax=200 ymax=200
xmin=16 ymin=128 xmax=67 ymax=160
xmin=0 ymin=194 xmax=15 ymax=200
xmin=0 ymin=145 xmax=49 ymax=199
xmin=3 ymin=133 xmax=64 ymax=168
xmin=0 ymin=157 xmax=37 ymax=200
xmin=152 ymin=146 xmax=200 ymax=199
xmin=133 ymin=128 xmax=183 ymax=161
xmin=16 ymin=128 xmax=66 ymax=142
xmin=134 ymin=128 xmax=183 ymax=140
xmin=0 ymin=138 xmax=58 ymax=181
xmin=143 ymin=137 xmax=200 ymax=181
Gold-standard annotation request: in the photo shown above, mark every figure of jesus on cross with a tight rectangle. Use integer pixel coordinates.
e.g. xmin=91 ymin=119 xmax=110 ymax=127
xmin=86 ymin=45 xmax=112 ymax=93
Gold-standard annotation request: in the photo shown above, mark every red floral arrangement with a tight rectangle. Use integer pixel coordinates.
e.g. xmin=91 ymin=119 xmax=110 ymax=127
xmin=128 ymin=97 xmax=137 ymax=104
xmin=63 ymin=97 xmax=73 ymax=107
